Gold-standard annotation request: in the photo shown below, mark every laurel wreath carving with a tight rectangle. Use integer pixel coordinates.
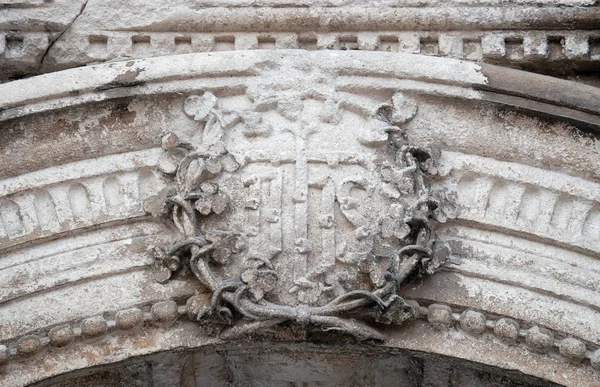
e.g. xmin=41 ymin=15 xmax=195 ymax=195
xmin=144 ymin=90 xmax=455 ymax=340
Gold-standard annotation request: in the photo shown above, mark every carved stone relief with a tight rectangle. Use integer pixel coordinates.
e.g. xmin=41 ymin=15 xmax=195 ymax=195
xmin=144 ymin=70 xmax=454 ymax=340
xmin=1 ymin=46 xmax=599 ymax=386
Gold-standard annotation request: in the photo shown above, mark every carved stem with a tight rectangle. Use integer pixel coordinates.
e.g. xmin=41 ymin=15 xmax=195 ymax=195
xmin=190 ymin=252 xmax=219 ymax=292
xmin=312 ymin=282 xmax=394 ymax=315
xmin=311 ymin=315 xmax=388 ymax=341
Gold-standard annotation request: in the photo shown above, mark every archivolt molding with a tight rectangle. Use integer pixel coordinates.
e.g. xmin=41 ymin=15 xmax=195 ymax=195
xmin=141 ymin=84 xmax=452 ymax=341
xmin=1 ymin=51 xmax=599 ymax=385
xmin=0 ymin=150 xmax=166 ymax=252
xmin=2 ymin=51 xmax=600 ymax=129
xmin=0 ymin=299 xmax=599 ymax=386
xmin=1 ymin=0 xmax=599 ymax=81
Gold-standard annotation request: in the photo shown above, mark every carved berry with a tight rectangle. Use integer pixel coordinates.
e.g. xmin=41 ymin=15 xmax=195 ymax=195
xmin=493 ymin=318 xmax=520 ymax=343
xmin=115 ymin=308 xmax=143 ymax=330
xmin=151 ymin=300 xmax=179 ymax=323
xmin=460 ymin=310 xmax=486 ymax=335
xmin=81 ymin=316 xmax=108 ymax=338
xmin=558 ymin=338 xmax=587 ymax=362
xmin=427 ymin=304 xmax=453 ymax=329
xmin=48 ymin=325 xmax=74 ymax=347
xmin=525 ymin=326 xmax=554 ymax=353
xmin=17 ymin=335 xmax=41 ymax=355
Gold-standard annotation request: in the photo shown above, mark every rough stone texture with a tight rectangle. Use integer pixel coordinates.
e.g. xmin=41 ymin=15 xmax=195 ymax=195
xmin=0 ymin=51 xmax=598 ymax=385
xmin=48 ymin=326 xmax=74 ymax=348
xmin=525 ymin=326 xmax=555 ymax=354
xmin=0 ymin=2 xmax=599 ymax=386
xmin=459 ymin=310 xmax=487 ymax=336
xmin=427 ymin=304 xmax=453 ymax=330
xmin=115 ymin=308 xmax=143 ymax=330
xmin=80 ymin=316 xmax=108 ymax=338
xmin=29 ymin=343 xmax=563 ymax=387
xmin=493 ymin=318 xmax=520 ymax=343
xmin=1 ymin=1 xmax=599 ymax=82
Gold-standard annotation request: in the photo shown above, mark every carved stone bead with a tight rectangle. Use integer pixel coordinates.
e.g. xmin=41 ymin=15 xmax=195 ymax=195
xmin=459 ymin=310 xmax=486 ymax=336
xmin=0 ymin=345 xmax=9 ymax=364
xmin=48 ymin=325 xmax=74 ymax=347
xmin=589 ymin=349 xmax=600 ymax=371
xmin=151 ymin=300 xmax=179 ymax=323
xmin=493 ymin=318 xmax=520 ymax=343
xmin=115 ymin=308 xmax=143 ymax=330
xmin=17 ymin=335 xmax=41 ymax=355
xmin=525 ymin=326 xmax=554 ymax=353
xmin=427 ymin=304 xmax=453 ymax=329
xmin=558 ymin=338 xmax=587 ymax=362
xmin=81 ymin=316 xmax=108 ymax=338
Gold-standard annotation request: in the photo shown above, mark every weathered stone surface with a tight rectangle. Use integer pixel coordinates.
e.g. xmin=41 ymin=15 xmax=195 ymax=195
xmin=493 ymin=318 xmax=520 ymax=343
xmin=427 ymin=304 xmax=453 ymax=330
xmin=25 ymin=343 xmax=571 ymax=387
xmin=80 ymin=316 xmax=107 ymax=338
xmin=559 ymin=338 xmax=587 ymax=362
xmin=1 ymin=1 xmax=600 ymax=81
xmin=16 ymin=335 xmax=41 ymax=355
xmin=459 ymin=310 xmax=487 ymax=336
xmin=0 ymin=8 xmax=599 ymax=383
xmin=115 ymin=308 xmax=143 ymax=330
xmin=48 ymin=325 xmax=74 ymax=348
xmin=525 ymin=326 xmax=555 ymax=354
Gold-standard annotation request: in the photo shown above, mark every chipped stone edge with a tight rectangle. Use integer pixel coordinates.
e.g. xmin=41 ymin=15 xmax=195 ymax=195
xmin=1 ymin=50 xmax=598 ymax=133
xmin=0 ymin=299 xmax=598 ymax=372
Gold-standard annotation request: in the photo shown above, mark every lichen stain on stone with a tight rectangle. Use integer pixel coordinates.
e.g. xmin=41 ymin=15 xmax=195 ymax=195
xmin=96 ymin=67 xmax=146 ymax=91
xmin=132 ymin=334 xmax=158 ymax=351
xmin=98 ymin=101 xmax=137 ymax=128
xmin=80 ymin=350 xmax=101 ymax=364
xmin=43 ymin=363 xmax=55 ymax=373
xmin=402 ymin=271 xmax=470 ymax=305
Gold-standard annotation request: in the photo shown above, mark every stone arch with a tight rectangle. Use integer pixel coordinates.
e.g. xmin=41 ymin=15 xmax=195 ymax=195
xmin=0 ymin=44 xmax=599 ymax=387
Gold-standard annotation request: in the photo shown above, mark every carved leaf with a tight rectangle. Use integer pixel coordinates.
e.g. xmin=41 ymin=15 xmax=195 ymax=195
xmin=220 ymin=154 xmax=240 ymax=173
xmin=369 ymin=256 xmax=390 ymax=288
xmin=242 ymin=112 xmax=272 ymax=137
xmin=157 ymin=152 xmax=184 ymax=175
xmin=211 ymin=248 xmax=232 ymax=265
xmin=277 ymin=96 xmax=303 ymax=121
xmin=319 ymin=99 xmax=342 ymax=124
xmin=241 ymin=268 xmax=278 ymax=302
xmin=194 ymin=195 xmax=212 ymax=215
xmin=161 ymin=132 xmax=180 ymax=150
xmin=142 ymin=187 xmax=176 ymax=218
xmin=203 ymin=119 xmax=225 ymax=148
xmin=394 ymin=223 xmax=411 ymax=240
xmin=183 ymin=158 xmax=207 ymax=192
xmin=376 ymin=295 xmax=416 ymax=325
xmin=391 ymin=92 xmax=418 ymax=124
xmin=211 ymin=192 xmax=229 ymax=215
xmin=220 ymin=111 xmax=241 ymax=130
xmin=358 ymin=119 xmax=392 ymax=146
xmin=184 ymin=92 xmax=218 ymax=121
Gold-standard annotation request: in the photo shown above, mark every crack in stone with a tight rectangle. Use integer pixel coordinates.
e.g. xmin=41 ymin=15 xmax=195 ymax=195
xmin=38 ymin=0 xmax=89 ymax=73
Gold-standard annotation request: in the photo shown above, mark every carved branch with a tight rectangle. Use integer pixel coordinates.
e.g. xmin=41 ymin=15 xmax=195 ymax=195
xmin=144 ymin=89 xmax=454 ymax=341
